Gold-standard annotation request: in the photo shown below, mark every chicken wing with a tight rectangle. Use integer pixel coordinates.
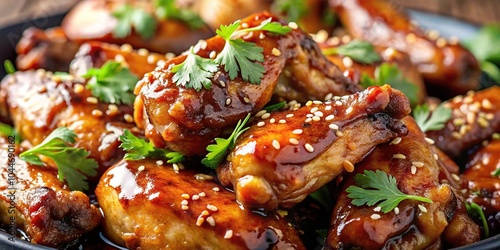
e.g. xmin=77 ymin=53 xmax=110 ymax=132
xmin=426 ymin=86 xmax=500 ymax=158
xmin=330 ymin=0 xmax=481 ymax=98
xmin=326 ymin=117 xmax=480 ymax=249
xmin=135 ymin=12 xmax=360 ymax=156
xmin=217 ymin=85 xmax=410 ymax=210
xmin=61 ymin=0 xmax=213 ymax=54
xmin=0 ymin=137 xmax=101 ymax=247
xmin=96 ymin=158 xmax=305 ymax=249
xmin=0 ymin=71 xmax=136 ymax=176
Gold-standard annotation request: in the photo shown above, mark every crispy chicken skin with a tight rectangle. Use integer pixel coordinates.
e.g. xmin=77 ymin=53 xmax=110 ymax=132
xmin=135 ymin=12 xmax=360 ymax=156
xmin=0 ymin=137 xmax=101 ymax=247
xmin=462 ymin=139 xmax=500 ymax=235
xmin=16 ymin=27 xmax=80 ymax=72
xmin=218 ymin=85 xmax=410 ymax=210
xmin=0 ymin=71 xmax=136 ymax=176
xmin=69 ymin=41 xmax=168 ymax=77
xmin=326 ymin=117 xmax=480 ymax=249
xmin=330 ymin=0 xmax=481 ymax=98
xmin=96 ymin=159 xmax=305 ymax=250
xmin=426 ymin=86 xmax=500 ymax=158
xmin=62 ymin=0 xmax=213 ymax=54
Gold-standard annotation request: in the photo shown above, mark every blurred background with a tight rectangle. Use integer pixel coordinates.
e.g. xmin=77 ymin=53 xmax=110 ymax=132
xmin=0 ymin=0 xmax=498 ymax=27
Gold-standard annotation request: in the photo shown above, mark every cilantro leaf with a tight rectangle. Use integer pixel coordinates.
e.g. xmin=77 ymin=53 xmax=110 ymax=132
xmin=491 ymin=167 xmax=500 ymax=177
xmin=112 ymin=4 xmax=157 ymax=39
xmin=0 ymin=123 xmax=21 ymax=144
xmin=202 ymin=113 xmax=251 ymax=169
xmin=464 ymin=25 xmax=500 ymax=83
xmin=413 ymin=103 xmax=452 ymax=133
xmin=264 ymin=101 xmax=286 ymax=112
xmin=19 ymin=127 xmax=98 ymax=191
xmin=346 ymin=170 xmax=432 ymax=213
xmin=309 ymin=185 xmax=333 ymax=211
xmin=119 ymin=129 xmax=184 ymax=163
xmin=322 ymin=40 xmax=381 ymax=64
xmin=360 ymin=63 xmax=419 ymax=106
xmin=272 ymin=0 xmax=308 ymax=22
xmin=155 ymin=0 xmax=204 ymax=29
xmin=171 ymin=47 xmax=219 ymax=91
xmin=465 ymin=201 xmax=489 ymax=238
xmin=3 ymin=60 xmax=15 ymax=74
xmin=215 ymin=38 xmax=265 ymax=84
xmin=83 ymin=61 xmax=138 ymax=105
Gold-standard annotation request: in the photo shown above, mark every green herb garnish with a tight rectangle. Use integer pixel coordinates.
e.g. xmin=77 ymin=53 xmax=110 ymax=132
xmin=0 ymin=123 xmax=21 ymax=144
xmin=309 ymin=185 xmax=333 ymax=211
xmin=264 ymin=101 xmax=286 ymax=112
xmin=83 ymin=61 xmax=138 ymax=105
xmin=112 ymin=4 xmax=157 ymax=39
xmin=321 ymin=40 xmax=381 ymax=64
xmin=346 ymin=170 xmax=433 ymax=213
xmin=19 ymin=127 xmax=98 ymax=191
xmin=413 ymin=103 xmax=452 ymax=133
xmin=492 ymin=168 xmax=500 ymax=177
xmin=465 ymin=201 xmax=489 ymax=237
xmin=202 ymin=113 xmax=251 ymax=169
xmin=155 ymin=0 xmax=204 ymax=29
xmin=272 ymin=0 xmax=308 ymax=22
xmin=119 ymin=130 xmax=184 ymax=162
xmin=171 ymin=47 xmax=219 ymax=91
xmin=3 ymin=60 xmax=15 ymax=74
xmin=360 ymin=63 xmax=418 ymax=106
xmin=464 ymin=24 xmax=500 ymax=83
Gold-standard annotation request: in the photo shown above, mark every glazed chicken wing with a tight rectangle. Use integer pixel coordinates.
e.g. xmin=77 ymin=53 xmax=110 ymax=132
xmin=330 ymin=0 xmax=481 ymax=98
xmin=326 ymin=117 xmax=480 ymax=249
xmin=96 ymin=159 xmax=305 ymax=249
xmin=135 ymin=12 xmax=360 ymax=156
xmin=0 ymin=137 xmax=101 ymax=247
xmin=426 ymin=86 xmax=500 ymax=158
xmin=217 ymin=85 xmax=410 ymax=210
xmin=0 ymin=71 xmax=136 ymax=176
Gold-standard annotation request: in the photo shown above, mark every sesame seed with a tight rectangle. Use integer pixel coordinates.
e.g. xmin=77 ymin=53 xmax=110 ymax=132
xmin=313 ymin=29 xmax=328 ymax=43
xmin=451 ymin=174 xmax=460 ymax=181
xmin=219 ymin=80 xmax=226 ymax=87
xmin=196 ymin=216 xmax=205 ymax=226
xmin=124 ymin=114 xmax=134 ymax=123
xmin=120 ymin=43 xmax=133 ymax=53
xmin=289 ymin=138 xmax=299 ymax=145
xmin=201 ymin=210 xmax=209 ymax=216
xmin=226 ymin=98 xmax=232 ymax=105
xmin=279 ymin=119 xmax=286 ymax=124
xmin=348 ymin=142 xmax=357 ymax=151
xmin=241 ymin=22 xmax=249 ymax=28
xmin=427 ymin=30 xmax=439 ymax=40
xmin=336 ymin=130 xmax=344 ymax=137
xmin=478 ymin=117 xmax=489 ymax=128
xmin=199 ymin=192 xmax=206 ymax=197
xmin=342 ymin=160 xmax=355 ymax=172
xmin=436 ymin=37 xmax=447 ymax=47
xmin=434 ymin=154 xmax=439 ymax=160
xmin=106 ymin=104 xmax=119 ymax=116
xmin=314 ymin=111 xmax=324 ymax=117
xmin=146 ymin=55 xmax=155 ymax=64
xmin=272 ymin=140 xmax=281 ymax=150
xmin=418 ymin=204 xmax=428 ymax=213
xmin=394 ymin=207 xmax=400 ymax=215
xmin=181 ymin=194 xmax=190 ymax=199
xmin=452 ymin=131 xmax=462 ymax=139
xmin=305 ymin=118 xmax=312 ymax=123
xmin=138 ymin=48 xmax=149 ymax=56
xmin=272 ymin=48 xmax=282 ymax=56
xmin=312 ymin=116 xmax=321 ymax=121
xmin=305 ymin=100 xmax=313 ymax=106
xmin=156 ymin=160 xmax=164 ymax=166
xmin=209 ymin=51 xmax=217 ymax=58
xmin=425 ymin=137 xmax=435 ymax=144
xmin=206 ymin=216 xmax=216 ymax=226
xmin=138 ymin=165 xmax=145 ymax=171
xmin=256 ymin=110 xmax=267 ymax=117
xmin=304 ymin=143 xmax=314 ymax=153
xmin=325 ymin=106 xmax=332 ymax=111
xmin=371 ymin=214 xmax=381 ymax=220
xmin=310 ymin=107 xmax=319 ymax=113
xmin=286 ymin=114 xmax=294 ymax=118
xmin=335 ymin=101 xmax=342 ymax=106
xmin=224 ymin=230 xmax=233 ymax=239
xmin=390 ymin=137 xmax=402 ymax=145
xmin=259 ymin=33 xmax=266 ymax=39
xmin=342 ymin=56 xmax=354 ymax=68
xmin=373 ymin=206 xmax=381 ymax=212
xmin=288 ymin=22 xmax=298 ymax=29
xmin=181 ymin=200 xmax=189 ymax=205
xmin=392 ymin=154 xmax=406 ymax=159
xmin=411 ymin=166 xmax=417 ymax=174
xmin=329 ymin=123 xmax=339 ymax=130
xmin=200 ymin=40 xmax=208 ymax=50
xmin=207 ymin=204 xmax=218 ymax=212
xmin=165 ymin=52 xmax=175 ymax=59
xmin=346 ymin=107 xmax=353 ymax=114
xmin=192 ymin=195 xmax=200 ymax=200
xmin=86 ymin=96 xmax=98 ymax=104
xmin=341 ymin=35 xmax=351 ymax=43
xmin=182 ymin=205 xmax=189 ymax=210
xmin=453 ymin=118 xmax=465 ymax=126
xmin=493 ymin=133 xmax=500 ymax=140
xmin=257 ymin=121 xmax=265 ymax=127
xmin=405 ymin=33 xmax=417 ymax=43
xmin=325 ymin=114 xmax=334 ymax=121
xmin=114 ymin=54 xmax=125 ymax=63
xmin=482 ymin=99 xmax=493 ymax=109
xmin=313 ymin=100 xmax=323 ymax=105
xmin=412 ymin=162 xmax=424 ymax=168
xmin=306 ymin=114 xmax=313 ymax=118
xmin=92 ymin=109 xmax=103 ymax=117
xmin=73 ymin=84 xmax=84 ymax=94
xmin=459 ymin=125 xmax=468 ymax=135
xmin=261 ymin=113 xmax=271 ymax=119
xmin=243 ymin=97 xmax=251 ymax=103
xmin=270 ymin=118 xmax=276 ymax=124
xmin=324 ymin=93 xmax=333 ymax=101
xmin=173 ymin=163 xmax=180 ymax=172
xmin=212 ymin=187 xmax=220 ymax=192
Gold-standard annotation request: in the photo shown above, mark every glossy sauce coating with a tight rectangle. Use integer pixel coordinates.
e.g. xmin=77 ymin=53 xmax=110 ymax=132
xmin=218 ymin=85 xmax=410 ymax=210
xmin=96 ymin=159 xmax=305 ymax=249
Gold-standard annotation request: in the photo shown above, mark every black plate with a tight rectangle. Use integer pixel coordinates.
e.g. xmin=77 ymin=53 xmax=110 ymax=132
xmin=1 ymin=9 xmax=500 ymax=250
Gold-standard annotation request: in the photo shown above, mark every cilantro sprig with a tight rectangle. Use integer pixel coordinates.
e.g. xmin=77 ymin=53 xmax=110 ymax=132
xmin=346 ymin=170 xmax=432 ymax=213
xmin=83 ymin=61 xmax=138 ymax=105
xmin=465 ymin=201 xmax=489 ymax=237
xmin=119 ymin=130 xmax=184 ymax=162
xmin=155 ymin=0 xmax=204 ymax=29
xmin=413 ymin=103 xmax=452 ymax=133
xmin=0 ymin=123 xmax=21 ymax=144
xmin=19 ymin=127 xmax=98 ymax=191
xmin=112 ymin=4 xmax=157 ymax=39
xmin=3 ymin=60 xmax=15 ymax=74
xmin=272 ymin=0 xmax=308 ymax=22
xmin=463 ymin=24 xmax=500 ymax=83
xmin=321 ymin=40 xmax=381 ymax=64
xmin=171 ymin=18 xmax=291 ymax=91
xmin=360 ymin=63 xmax=418 ymax=106
xmin=202 ymin=113 xmax=251 ymax=169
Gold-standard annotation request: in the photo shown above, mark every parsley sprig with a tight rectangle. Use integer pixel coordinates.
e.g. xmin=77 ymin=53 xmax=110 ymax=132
xmin=465 ymin=201 xmax=489 ymax=237
xmin=172 ymin=18 xmax=292 ymax=91
xmin=413 ymin=103 xmax=452 ymax=133
xmin=321 ymin=40 xmax=381 ymax=64
xmin=112 ymin=4 xmax=157 ymax=39
xmin=360 ymin=63 xmax=418 ymax=106
xmin=83 ymin=61 xmax=138 ymax=105
xmin=119 ymin=130 xmax=184 ymax=162
xmin=346 ymin=170 xmax=432 ymax=213
xmin=155 ymin=0 xmax=204 ymax=29
xmin=19 ymin=127 xmax=98 ymax=191
xmin=202 ymin=113 xmax=251 ymax=169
